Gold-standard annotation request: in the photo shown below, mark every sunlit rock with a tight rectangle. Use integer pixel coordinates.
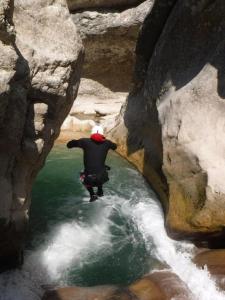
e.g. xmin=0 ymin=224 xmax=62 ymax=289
xmin=110 ymin=0 xmax=225 ymax=240
xmin=59 ymin=1 xmax=153 ymax=136
xmin=72 ymin=0 xmax=153 ymax=91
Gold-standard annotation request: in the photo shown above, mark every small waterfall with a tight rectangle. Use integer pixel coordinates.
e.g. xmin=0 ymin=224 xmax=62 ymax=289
xmin=124 ymin=196 xmax=225 ymax=300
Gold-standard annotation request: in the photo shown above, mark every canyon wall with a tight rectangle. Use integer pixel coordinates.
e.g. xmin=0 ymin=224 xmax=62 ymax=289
xmin=0 ymin=0 xmax=84 ymax=270
xmin=110 ymin=0 xmax=225 ymax=244
xmin=60 ymin=0 xmax=153 ymax=136
xmin=1 ymin=0 xmax=224 ymax=273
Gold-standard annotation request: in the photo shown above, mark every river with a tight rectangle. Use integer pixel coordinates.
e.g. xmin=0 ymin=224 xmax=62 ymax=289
xmin=0 ymin=145 xmax=224 ymax=300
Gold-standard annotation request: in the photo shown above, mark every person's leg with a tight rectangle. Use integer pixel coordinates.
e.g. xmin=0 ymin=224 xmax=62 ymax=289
xmin=97 ymin=184 xmax=104 ymax=197
xmin=86 ymin=185 xmax=98 ymax=202
xmin=82 ymin=173 xmax=98 ymax=202
xmin=87 ymin=186 xmax=94 ymax=196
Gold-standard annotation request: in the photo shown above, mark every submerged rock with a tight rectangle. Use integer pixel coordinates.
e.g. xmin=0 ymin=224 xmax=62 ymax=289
xmin=194 ymin=250 xmax=225 ymax=291
xmin=0 ymin=0 xmax=84 ymax=270
xmin=42 ymin=271 xmax=193 ymax=300
xmin=110 ymin=0 xmax=225 ymax=241
xmin=42 ymin=285 xmax=117 ymax=300
xmin=131 ymin=271 xmax=193 ymax=299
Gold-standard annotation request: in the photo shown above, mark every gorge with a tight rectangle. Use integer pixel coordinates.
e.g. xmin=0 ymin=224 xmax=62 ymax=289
xmin=0 ymin=0 xmax=225 ymax=299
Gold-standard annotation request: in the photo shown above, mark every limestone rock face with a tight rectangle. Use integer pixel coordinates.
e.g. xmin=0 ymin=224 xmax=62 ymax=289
xmin=110 ymin=0 xmax=225 ymax=240
xmin=72 ymin=0 xmax=153 ymax=91
xmin=68 ymin=78 xmax=126 ymax=116
xmin=59 ymin=0 xmax=153 ymax=136
xmin=0 ymin=0 xmax=83 ymax=269
xmin=0 ymin=0 xmax=29 ymax=269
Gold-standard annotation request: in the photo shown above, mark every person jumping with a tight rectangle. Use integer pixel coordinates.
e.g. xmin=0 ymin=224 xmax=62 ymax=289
xmin=66 ymin=125 xmax=117 ymax=202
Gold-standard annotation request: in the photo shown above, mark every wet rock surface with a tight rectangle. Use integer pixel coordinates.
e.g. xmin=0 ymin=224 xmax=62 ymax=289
xmin=42 ymin=271 xmax=193 ymax=300
xmin=194 ymin=250 xmax=225 ymax=291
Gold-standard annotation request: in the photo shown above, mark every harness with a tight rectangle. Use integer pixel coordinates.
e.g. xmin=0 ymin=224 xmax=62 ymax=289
xmin=80 ymin=165 xmax=110 ymax=187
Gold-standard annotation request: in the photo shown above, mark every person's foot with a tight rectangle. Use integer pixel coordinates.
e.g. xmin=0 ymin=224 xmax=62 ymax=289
xmin=90 ymin=195 xmax=98 ymax=202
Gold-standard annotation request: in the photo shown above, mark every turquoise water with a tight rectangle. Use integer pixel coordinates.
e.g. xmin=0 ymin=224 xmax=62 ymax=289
xmin=1 ymin=146 xmax=224 ymax=300
xmin=28 ymin=145 xmax=156 ymax=287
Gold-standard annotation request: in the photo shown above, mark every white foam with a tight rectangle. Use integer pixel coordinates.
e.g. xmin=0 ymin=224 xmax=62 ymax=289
xmin=0 ymin=202 xmax=115 ymax=300
xmin=41 ymin=209 xmax=112 ymax=280
xmin=1 ymin=164 xmax=225 ymax=300
xmin=127 ymin=198 xmax=225 ymax=300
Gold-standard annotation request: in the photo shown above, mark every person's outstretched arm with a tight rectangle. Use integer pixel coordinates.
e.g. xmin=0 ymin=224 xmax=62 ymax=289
xmin=67 ymin=139 xmax=84 ymax=149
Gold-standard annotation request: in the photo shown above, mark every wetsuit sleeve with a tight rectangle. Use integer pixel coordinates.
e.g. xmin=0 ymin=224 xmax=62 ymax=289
xmin=66 ymin=139 xmax=84 ymax=149
xmin=108 ymin=140 xmax=117 ymax=150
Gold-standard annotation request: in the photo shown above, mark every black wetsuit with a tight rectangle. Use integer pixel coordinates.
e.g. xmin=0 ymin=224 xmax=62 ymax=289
xmin=67 ymin=138 xmax=117 ymax=174
xmin=67 ymin=138 xmax=117 ymax=200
